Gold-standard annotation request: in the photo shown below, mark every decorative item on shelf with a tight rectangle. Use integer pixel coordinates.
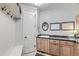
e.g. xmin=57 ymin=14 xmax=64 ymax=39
xmin=77 ymin=29 xmax=79 ymax=35
xmin=73 ymin=29 xmax=79 ymax=38
xmin=74 ymin=29 xmax=79 ymax=35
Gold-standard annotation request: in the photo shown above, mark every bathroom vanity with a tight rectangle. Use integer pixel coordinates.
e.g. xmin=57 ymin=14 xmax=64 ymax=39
xmin=36 ymin=35 xmax=79 ymax=56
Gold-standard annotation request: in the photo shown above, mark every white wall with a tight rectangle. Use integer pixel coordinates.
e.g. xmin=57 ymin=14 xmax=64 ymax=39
xmin=0 ymin=11 xmax=16 ymax=55
xmin=39 ymin=4 xmax=79 ymax=36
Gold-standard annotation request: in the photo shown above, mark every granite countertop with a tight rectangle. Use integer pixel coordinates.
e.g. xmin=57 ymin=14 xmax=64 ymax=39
xmin=37 ymin=34 xmax=79 ymax=42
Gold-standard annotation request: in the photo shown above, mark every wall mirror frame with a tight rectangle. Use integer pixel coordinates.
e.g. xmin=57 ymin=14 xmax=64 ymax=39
xmin=61 ymin=21 xmax=75 ymax=31
xmin=50 ymin=23 xmax=61 ymax=31
xmin=50 ymin=21 xmax=75 ymax=31
xmin=42 ymin=22 xmax=49 ymax=31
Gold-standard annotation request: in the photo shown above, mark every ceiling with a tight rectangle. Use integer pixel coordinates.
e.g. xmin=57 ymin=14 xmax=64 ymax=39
xmin=22 ymin=3 xmax=79 ymax=11
xmin=21 ymin=3 xmax=50 ymax=10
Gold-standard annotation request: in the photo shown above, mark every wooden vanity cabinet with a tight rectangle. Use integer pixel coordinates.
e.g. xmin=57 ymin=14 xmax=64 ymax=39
xmin=60 ymin=40 xmax=74 ymax=56
xmin=37 ymin=37 xmax=75 ymax=56
xmin=49 ymin=40 xmax=60 ymax=56
xmin=74 ymin=43 xmax=79 ymax=56
xmin=36 ymin=38 xmax=49 ymax=53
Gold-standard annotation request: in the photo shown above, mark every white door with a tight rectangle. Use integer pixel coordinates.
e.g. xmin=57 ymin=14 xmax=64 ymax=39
xmin=22 ymin=11 xmax=37 ymax=54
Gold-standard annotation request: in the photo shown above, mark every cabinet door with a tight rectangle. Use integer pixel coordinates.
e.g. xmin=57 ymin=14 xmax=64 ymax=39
xmin=60 ymin=45 xmax=74 ymax=56
xmin=36 ymin=38 xmax=45 ymax=51
xmin=74 ymin=43 xmax=79 ymax=56
xmin=36 ymin=38 xmax=41 ymax=51
xmin=44 ymin=39 xmax=49 ymax=53
xmin=49 ymin=40 xmax=59 ymax=55
xmin=36 ymin=38 xmax=49 ymax=53
xmin=40 ymin=39 xmax=45 ymax=51
xmin=41 ymin=39 xmax=49 ymax=53
xmin=50 ymin=43 xmax=59 ymax=55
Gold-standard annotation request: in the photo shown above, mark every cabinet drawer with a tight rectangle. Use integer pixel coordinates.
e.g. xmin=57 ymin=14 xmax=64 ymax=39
xmin=50 ymin=40 xmax=59 ymax=44
xmin=60 ymin=40 xmax=74 ymax=46
xmin=66 ymin=41 xmax=74 ymax=46
xmin=60 ymin=41 xmax=66 ymax=45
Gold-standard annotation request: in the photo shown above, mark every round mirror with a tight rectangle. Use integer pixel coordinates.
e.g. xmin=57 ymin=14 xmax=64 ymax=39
xmin=42 ymin=22 xmax=49 ymax=31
